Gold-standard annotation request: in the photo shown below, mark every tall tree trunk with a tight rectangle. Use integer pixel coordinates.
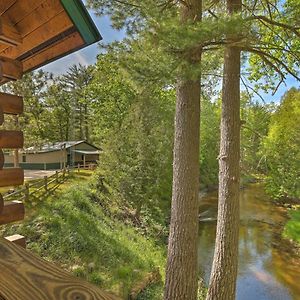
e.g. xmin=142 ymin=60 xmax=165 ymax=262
xmin=206 ymin=1 xmax=242 ymax=299
xmin=164 ymin=1 xmax=202 ymax=299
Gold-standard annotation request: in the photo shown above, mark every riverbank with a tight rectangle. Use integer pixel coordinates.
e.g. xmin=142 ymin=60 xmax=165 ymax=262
xmin=198 ymin=183 xmax=300 ymax=299
xmin=0 ymin=172 xmax=166 ymax=299
xmin=283 ymin=205 xmax=300 ymax=248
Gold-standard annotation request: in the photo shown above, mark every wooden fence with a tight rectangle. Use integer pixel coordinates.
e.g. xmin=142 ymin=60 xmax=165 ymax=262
xmin=3 ymin=168 xmax=71 ymax=203
xmin=76 ymin=163 xmax=97 ymax=172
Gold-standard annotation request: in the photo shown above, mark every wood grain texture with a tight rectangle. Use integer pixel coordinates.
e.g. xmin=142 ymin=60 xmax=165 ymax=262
xmin=1 ymin=11 xmax=73 ymax=59
xmin=0 ymin=0 xmax=16 ymax=16
xmin=0 ymin=168 xmax=24 ymax=187
xmin=0 ymin=106 xmax=4 ymax=125
xmin=3 ymin=0 xmax=46 ymax=25
xmin=0 ymin=130 xmax=23 ymax=148
xmin=0 ymin=56 xmax=22 ymax=82
xmin=22 ymin=31 xmax=84 ymax=72
xmin=4 ymin=234 xmax=26 ymax=248
xmin=0 ymin=193 xmax=3 ymax=214
xmin=0 ymin=0 xmax=65 ymax=55
xmin=0 ymin=237 xmax=121 ymax=300
xmin=0 ymin=200 xmax=24 ymax=225
xmin=0 ymin=17 xmax=22 ymax=46
xmin=0 ymin=92 xmax=23 ymax=114
xmin=0 ymin=149 xmax=4 ymax=169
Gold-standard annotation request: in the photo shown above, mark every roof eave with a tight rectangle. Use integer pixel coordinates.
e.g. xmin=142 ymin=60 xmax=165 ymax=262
xmin=60 ymin=0 xmax=102 ymax=45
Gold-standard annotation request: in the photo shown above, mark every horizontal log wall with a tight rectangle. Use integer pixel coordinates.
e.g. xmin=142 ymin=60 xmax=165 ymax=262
xmin=0 ymin=201 xmax=24 ymax=225
xmin=0 ymin=56 xmax=22 ymax=83
xmin=0 ymin=70 xmax=25 ymax=231
xmin=0 ymin=194 xmax=3 ymax=214
xmin=0 ymin=92 xmax=23 ymax=114
xmin=0 ymin=149 xmax=4 ymax=169
xmin=0 ymin=168 xmax=24 ymax=187
xmin=0 ymin=130 xmax=23 ymax=148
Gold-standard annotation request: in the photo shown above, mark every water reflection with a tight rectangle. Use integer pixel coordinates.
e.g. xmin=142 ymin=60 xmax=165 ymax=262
xmin=198 ymin=183 xmax=300 ymax=300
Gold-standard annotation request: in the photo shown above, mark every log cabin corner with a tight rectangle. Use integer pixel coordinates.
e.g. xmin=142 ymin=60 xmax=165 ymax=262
xmin=0 ymin=1 xmax=120 ymax=299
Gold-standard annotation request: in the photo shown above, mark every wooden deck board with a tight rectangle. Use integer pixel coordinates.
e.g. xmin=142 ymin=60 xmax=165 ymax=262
xmin=0 ymin=238 xmax=121 ymax=300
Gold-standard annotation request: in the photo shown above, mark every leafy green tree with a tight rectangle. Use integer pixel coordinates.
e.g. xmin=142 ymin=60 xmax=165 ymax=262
xmin=1 ymin=70 xmax=53 ymax=148
xmin=262 ymin=88 xmax=300 ymax=200
xmin=99 ymin=88 xmax=174 ymax=223
xmin=199 ymin=97 xmax=220 ymax=188
xmin=87 ymin=53 xmax=136 ymax=144
xmin=240 ymin=93 xmax=273 ymax=175
xmin=44 ymin=80 xmax=73 ymax=142
xmin=62 ymin=64 xmax=94 ymax=141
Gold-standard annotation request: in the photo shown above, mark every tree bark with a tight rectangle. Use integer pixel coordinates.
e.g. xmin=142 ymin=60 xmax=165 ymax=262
xmin=164 ymin=2 xmax=202 ymax=300
xmin=206 ymin=1 xmax=242 ymax=299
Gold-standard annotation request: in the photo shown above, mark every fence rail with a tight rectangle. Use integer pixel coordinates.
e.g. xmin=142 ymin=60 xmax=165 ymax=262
xmin=3 ymin=168 xmax=71 ymax=203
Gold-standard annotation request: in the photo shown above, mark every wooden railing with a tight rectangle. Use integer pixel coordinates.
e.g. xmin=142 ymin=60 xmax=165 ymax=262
xmin=3 ymin=168 xmax=71 ymax=203
xmin=0 ymin=237 xmax=121 ymax=300
xmin=76 ymin=163 xmax=97 ymax=171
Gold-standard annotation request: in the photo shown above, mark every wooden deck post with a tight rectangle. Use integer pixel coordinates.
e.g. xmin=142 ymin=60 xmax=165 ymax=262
xmin=44 ymin=176 xmax=48 ymax=191
xmin=5 ymin=234 xmax=26 ymax=248
xmin=24 ymin=183 xmax=29 ymax=202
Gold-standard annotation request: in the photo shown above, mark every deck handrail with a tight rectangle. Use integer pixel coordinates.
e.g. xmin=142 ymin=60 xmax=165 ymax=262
xmin=0 ymin=237 xmax=121 ymax=300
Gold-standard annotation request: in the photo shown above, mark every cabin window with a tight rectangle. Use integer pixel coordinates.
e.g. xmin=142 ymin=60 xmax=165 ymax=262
xmin=22 ymin=155 xmax=26 ymax=163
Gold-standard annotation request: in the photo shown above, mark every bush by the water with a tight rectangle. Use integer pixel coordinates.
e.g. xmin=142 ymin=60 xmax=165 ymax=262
xmin=283 ymin=208 xmax=300 ymax=245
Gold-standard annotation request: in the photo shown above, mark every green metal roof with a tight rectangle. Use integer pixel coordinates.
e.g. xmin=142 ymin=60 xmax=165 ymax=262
xmin=60 ymin=0 xmax=102 ymax=45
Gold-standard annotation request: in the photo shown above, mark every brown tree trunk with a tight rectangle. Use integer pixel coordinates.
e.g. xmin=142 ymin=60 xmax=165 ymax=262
xmin=164 ymin=2 xmax=202 ymax=299
xmin=206 ymin=1 xmax=242 ymax=299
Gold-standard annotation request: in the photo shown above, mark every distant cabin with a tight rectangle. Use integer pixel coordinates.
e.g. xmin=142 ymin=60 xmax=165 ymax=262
xmin=4 ymin=141 xmax=100 ymax=170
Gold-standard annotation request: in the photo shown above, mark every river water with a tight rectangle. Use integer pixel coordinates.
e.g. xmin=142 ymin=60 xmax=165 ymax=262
xmin=198 ymin=183 xmax=300 ymax=300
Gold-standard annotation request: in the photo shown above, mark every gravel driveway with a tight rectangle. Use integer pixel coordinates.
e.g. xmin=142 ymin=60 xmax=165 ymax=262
xmin=24 ymin=170 xmax=58 ymax=180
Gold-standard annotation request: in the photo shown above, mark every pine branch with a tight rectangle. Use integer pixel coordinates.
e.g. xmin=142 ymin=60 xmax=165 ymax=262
xmin=245 ymin=47 xmax=300 ymax=81
xmin=248 ymin=15 xmax=300 ymax=36
xmin=113 ymin=0 xmax=141 ymax=8
xmin=240 ymin=75 xmax=266 ymax=103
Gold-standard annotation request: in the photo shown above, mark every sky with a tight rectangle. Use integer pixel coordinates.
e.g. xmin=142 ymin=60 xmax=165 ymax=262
xmin=41 ymin=6 xmax=299 ymax=103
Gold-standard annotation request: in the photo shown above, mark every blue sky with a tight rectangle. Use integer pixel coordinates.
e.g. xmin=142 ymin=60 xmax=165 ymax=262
xmin=42 ymin=6 xmax=299 ymax=103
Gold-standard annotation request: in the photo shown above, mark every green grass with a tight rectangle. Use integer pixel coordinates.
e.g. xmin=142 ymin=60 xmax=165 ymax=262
xmin=283 ymin=206 xmax=300 ymax=244
xmin=1 ymin=172 xmax=166 ymax=299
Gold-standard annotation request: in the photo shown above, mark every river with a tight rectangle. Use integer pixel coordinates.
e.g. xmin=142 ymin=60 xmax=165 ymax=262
xmin=198 ymin=183 xmax=300 ymax=300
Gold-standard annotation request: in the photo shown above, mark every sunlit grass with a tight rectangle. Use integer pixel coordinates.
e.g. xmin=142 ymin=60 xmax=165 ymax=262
xmin=1 ymin=173 xmax=165 ymax=298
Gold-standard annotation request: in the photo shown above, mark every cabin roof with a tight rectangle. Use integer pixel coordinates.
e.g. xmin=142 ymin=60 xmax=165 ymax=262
xmin=25 ymin=140 xmax=101 ymax=154
xmin=0 ymin=0 xmax=101 ymax=77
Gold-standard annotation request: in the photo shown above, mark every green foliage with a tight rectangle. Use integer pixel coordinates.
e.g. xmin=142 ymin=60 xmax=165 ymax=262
xmin=136 ymin=283 xmax=164 ymax=300
xmin=199 ymin=97 xmax=220 ymax=188
xmin=240 ymin=93 xmax=274 ymax=175
xmin=1 ymin=64 xmax=97 ymax=147
xmin=1 ymin=178 xmax=165 ymax=298
xmin=95 ymin=87 xmax=175 ymax=224
xmin=1 ymin=71 xmax=54 ymax=147
xmin=283 ymin=207 xmax=300 ymax=244
xmin=262 ymin=88 xmax=300 ymax=200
